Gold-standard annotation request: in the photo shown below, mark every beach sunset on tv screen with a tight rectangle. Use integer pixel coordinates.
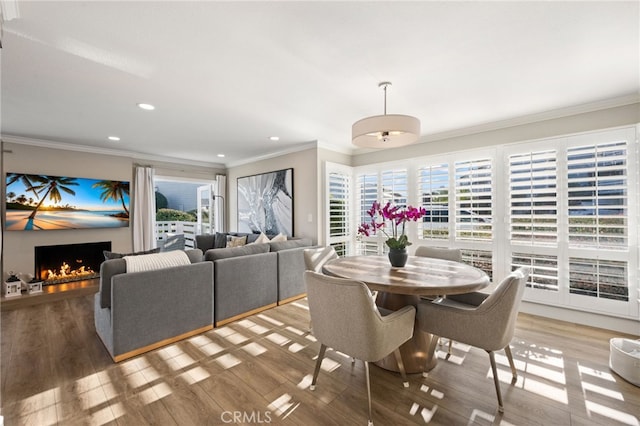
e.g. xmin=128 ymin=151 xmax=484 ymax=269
xmin=5 ymin=173 xmax=130 ymax=231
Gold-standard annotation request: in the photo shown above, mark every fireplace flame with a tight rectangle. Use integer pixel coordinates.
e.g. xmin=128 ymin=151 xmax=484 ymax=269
xmin=43 ymin=261 xmax=98 ymax=283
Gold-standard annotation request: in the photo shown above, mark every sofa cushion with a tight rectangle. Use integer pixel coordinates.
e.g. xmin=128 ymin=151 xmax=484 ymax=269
xmin=184 ymin=248 xmax=204 ymax=263
xmin=245 ymin=233 xmax=261 ymax=243
xmin=204 ymin=243 xmax=269 ymax=261
xmin=270 ymin=233 xmax=287 ymax=242
xmin=214 ymin=232 xmax=229 ymax=248
xmin=252 ymin=232 xmax=270 ymax=244
xmin=103 ymin=247 xmax=160 ymax=260
xmin=195 ymin=234 xmax=216 ymax=251
xmin=269 ymin=238 xmax=312 ymax=252
xmin=226 ymin=235 xmax=247 ymax=248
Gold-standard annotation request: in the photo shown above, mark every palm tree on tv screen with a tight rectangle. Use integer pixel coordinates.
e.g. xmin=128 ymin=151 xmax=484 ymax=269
xmin=92 ymin=180 xmax=130 ymax=216
xmin=6 ymin=173 xmax=45 ymax=201
xmin=29 ymin=176 xmax=79 ymax=219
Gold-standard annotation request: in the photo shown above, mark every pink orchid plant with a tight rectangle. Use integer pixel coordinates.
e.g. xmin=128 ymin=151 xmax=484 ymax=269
xmin=357 ymin=201 xmax=427 ymax=249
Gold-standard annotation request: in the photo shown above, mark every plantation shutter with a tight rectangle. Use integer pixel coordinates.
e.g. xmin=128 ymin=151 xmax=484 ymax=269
xmin=417 ymin=163 xmax=449 ymax=240
xmin=356 ymin=173 xmax=379 ymax=255
xmin=567 ymin=141 xmax=628 ymax=248
xmin=381 ymin=169 xmax=408 ymax=206
xmin=328 ymin=171 xmax=350 ymax=239
xmin=454 ymin=158 xmax=493 ymax=240
xmin=509 ymin=150 xmax=558 ymax=244
xmin=512 ymin=253 xmax=559 ymax=292
xmin=569 ymin=258 xmax=628 ymax=301
xmin=327 ymin=169 xmax=352 ymax=256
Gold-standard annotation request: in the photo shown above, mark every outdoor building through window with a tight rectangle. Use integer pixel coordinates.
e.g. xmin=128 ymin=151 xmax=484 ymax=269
xmin=154 ymin=177 xmax=216 ymax=249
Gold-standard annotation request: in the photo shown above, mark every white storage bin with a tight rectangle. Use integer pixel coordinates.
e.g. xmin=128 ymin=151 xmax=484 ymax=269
xmin=609 ymin=338 xmax=640 ymax=387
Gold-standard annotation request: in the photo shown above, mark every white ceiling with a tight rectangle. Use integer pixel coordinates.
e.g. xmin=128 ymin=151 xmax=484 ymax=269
xmin=1 ymin=1 xmax=638 ymax=166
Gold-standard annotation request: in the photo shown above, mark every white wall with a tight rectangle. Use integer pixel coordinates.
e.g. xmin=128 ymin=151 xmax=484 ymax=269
xmin=2 ymin=143 xmax=133 ymax=279
xmin=227 ymin=148 xmax=318 ymax=243
xmin=1 ymin=141 xmax=222 ymax=280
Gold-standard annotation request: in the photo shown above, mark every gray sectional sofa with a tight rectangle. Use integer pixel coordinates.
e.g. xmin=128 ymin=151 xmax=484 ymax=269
xmin=94 ymin=234 xmax=313 ymax=362
xmin=94 ymin=249 xmax=213 ymax=362
xmin=196 ymin=233 xmax=313 ymax=326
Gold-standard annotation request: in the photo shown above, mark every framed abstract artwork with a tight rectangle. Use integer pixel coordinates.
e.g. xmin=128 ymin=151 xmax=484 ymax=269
xmin=237 ymin=168 xmax=293 ymax=236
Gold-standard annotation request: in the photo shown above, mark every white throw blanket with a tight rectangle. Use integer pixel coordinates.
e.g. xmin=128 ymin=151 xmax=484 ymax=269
xmin=124 ymin=250 xmax=191 ymax=273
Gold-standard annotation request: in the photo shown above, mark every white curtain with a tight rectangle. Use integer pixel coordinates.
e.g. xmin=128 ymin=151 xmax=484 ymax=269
xmin=214 ymin=174 xmax=226 ymax=233
xmin=133 ymin=166 xmax=156 ymax=251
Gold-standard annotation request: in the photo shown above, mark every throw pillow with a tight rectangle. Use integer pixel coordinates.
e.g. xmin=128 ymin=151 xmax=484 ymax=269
xmin=214 ymin=232 xmax=229 ymax=249
xmin=226 ymin=235 xmax=247 ymax=248
xmin=253 ymin=232 xmax=270 ymax=244
xmin=270 ymin=233 xmax=287 ymax=242
xmin=103 ymin=247 xmax=160 ymax=260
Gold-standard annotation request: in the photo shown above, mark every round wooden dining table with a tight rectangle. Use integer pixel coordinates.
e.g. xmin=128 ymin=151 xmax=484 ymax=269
xmin=322 ymin=255 xmax=490 ymax=373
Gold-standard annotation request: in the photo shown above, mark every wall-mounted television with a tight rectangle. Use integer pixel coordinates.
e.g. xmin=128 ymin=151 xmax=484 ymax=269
xmin=5 ymin=173 xmax=130 ymax=231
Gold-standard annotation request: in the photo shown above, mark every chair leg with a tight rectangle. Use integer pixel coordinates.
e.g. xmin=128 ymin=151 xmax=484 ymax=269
xmin=487 ymin=350 xmax=504 ymax=413
xmin=364 ymin=361 xmax=374 ymax=426
xmin=392 ymin=348 xmax=409 ymax=388
xmin=504 ymin=345 xmax=517 ymax=381
xmin=448 ymin=338 xmax=453 ymax=355
xmin=310 ymin=344 xmax=327 ymax=391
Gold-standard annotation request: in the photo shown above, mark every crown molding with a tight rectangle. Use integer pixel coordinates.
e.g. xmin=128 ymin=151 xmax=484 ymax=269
xmin=419 ymin=94 xmax=640 ymax=144
xmin=316 ymin=140 xmax=355 ymax=156
xmin=224 ymin=140 xmax=320 ymax=168
xmin=0 ymin=134 xmax=225 ymax=169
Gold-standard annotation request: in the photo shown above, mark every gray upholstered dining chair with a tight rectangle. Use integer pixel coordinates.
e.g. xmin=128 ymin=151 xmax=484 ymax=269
xmin=416 ymin=267 xmax=529 ymax=413
xmin=305 ymin=246 xmax=378 ymax=302
xmin=414 ymin=246 xmax=463 ymax=262
xmin=303 ymin=246 xmax=338 ymax=272
xmin=414 ymin=246 xmax=463 ymax=353
xmin=304 ymin=271 xmax=415 ymax=426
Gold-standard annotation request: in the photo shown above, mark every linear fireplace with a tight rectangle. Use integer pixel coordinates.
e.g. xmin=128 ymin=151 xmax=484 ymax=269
xmin=34 ymin=241 xmax=111 ymax=285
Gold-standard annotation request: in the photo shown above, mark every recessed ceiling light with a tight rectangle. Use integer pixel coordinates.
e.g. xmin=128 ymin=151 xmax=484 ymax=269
xmin=108 ymin=136 xmax=120 ymax=141
xmin=217 ymin=154 xmax=225 ymax=158
xmin=137 ymin=103 xmax=155 ymax=110
xmin=269 ymin=136 xmax=280 ymax=141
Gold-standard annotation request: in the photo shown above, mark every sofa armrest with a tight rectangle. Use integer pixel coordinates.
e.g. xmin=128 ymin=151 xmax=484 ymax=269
xmin=110 ymin=261 xmax=213 ymax=356
xmin=276 ymin=247 xmax=308 ymax=302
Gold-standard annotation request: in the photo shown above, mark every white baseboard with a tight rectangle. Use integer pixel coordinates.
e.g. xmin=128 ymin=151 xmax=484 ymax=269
xmin=520 ymin=301 xmax=640 ymax=336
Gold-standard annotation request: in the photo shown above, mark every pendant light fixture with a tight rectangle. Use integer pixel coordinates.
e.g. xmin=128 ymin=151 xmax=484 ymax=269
xmin=352 ymin=81 xmax=421 ymax=149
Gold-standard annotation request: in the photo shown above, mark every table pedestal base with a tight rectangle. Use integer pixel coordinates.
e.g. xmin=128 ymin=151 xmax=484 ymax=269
xmin=375 ymin=292 xmax=439 ymax=374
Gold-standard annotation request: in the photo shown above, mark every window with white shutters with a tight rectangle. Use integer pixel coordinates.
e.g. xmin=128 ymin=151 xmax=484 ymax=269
xmin=461 ymin=249 xmax=493 ymax=280
xmin=567 ymin=141 xmax=628 ymax=248
xmin=417 ymin=163 xmax=449 ymax=240
xmin=327 ymin=170 xmax=351 ymax=256
xmin=454 ymin=158 xmax=493 ymax=240
xmin=512 ymin=253 xmax=559 ymax=292
xmin=356 ymin=169 xmax=408 ymax=254
xmin=381 ymin=169 xmax=408 ymax=207
xmin=357 ymin=173 xmax=378 ymax=226
xmin=569 ymin=258 xmax=628 ymax=301
xmin=356 ymin=172 xmax=380 ymax=255
xmin=350 ymin=126 xmax=638 ymax=320
xmin=328 ymin=172 xmax=350 ymax=239
xmin=509 ymin=150 xmax=557 ymax=244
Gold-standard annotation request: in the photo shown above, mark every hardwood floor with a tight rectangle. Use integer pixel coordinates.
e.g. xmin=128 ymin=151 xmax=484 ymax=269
xmin=1 ymin=295 xmax=638 ymax=425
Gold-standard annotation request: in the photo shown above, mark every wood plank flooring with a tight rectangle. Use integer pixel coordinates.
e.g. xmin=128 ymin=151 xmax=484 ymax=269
xmin=1 ymin=295 xmax=638 ymax=425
